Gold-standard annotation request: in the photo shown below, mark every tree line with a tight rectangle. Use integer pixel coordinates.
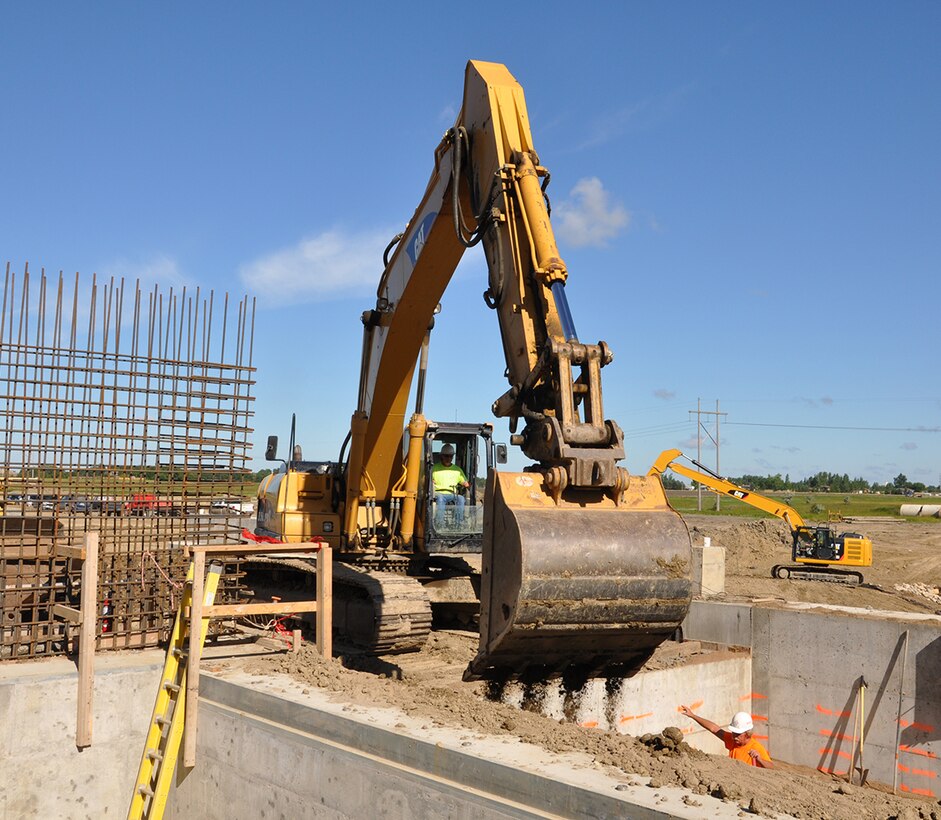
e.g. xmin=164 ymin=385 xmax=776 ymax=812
xmin=662 ymin=471 xmax=938 ymax=494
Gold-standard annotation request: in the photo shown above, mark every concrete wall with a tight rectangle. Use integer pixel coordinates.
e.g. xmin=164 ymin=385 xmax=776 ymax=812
xmin=684 ymin=600 xmax=752 ymax=648
xmin=686 ymin=599 xmax=941 ymax=795
xmin=0 ymin=653 xmax=743 ymax=820
xmin=615 ymin=653 xmax=751 ymax=751
xmin=167 ymin=673 xmax=744 ymax=820
xmin=0 ymin=651 xmax=164 ymax=819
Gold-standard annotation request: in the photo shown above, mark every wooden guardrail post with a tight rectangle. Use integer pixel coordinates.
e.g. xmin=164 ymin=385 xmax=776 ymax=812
xmin=316 ymin=544 xmax=332 ymax=660
xmin=52 ymin=531 xmax=99 ymax=748
xmin=180 ymin=540 xmax=331 ymax=767
xmin=76 ymin=531 xmax=99 ymax=748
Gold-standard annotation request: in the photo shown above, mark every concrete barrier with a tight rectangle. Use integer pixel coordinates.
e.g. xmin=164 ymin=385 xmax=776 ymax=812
xmin=0 ymin=650 xmax=164 ymax=818
xmin=687 ymin=598 xmax=941 ymax=792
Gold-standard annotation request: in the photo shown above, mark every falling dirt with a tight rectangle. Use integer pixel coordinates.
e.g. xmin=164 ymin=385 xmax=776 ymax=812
xmin=223 ymin=515 xmax=941 ymax=820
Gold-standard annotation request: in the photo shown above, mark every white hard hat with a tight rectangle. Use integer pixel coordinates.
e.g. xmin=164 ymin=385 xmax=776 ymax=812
xmin=440 ymin=443 xmax=455 ymax=456
xmin=724 ymin=712 xmax=754 ymax=734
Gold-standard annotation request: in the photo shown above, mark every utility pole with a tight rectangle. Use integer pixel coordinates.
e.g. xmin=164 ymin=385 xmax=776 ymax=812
xmin=689 ymin=399 xmax=727 ymax=512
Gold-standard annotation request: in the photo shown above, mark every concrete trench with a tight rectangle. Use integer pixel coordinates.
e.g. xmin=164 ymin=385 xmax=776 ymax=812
xmin=0 ymin=600 xmax=939 ymax=819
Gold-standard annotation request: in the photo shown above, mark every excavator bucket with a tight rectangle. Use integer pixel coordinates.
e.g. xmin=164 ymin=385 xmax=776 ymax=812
xmin=465 ymin=470 xmax=692 ymax=681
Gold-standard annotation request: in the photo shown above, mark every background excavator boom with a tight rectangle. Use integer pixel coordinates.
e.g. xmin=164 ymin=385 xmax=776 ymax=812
xmin=648 ymin=448 xmax=872 ymax=584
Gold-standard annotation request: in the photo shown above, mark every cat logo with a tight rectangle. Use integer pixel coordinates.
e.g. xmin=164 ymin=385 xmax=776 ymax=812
xmin=730 ymin=490 xmax=748 ymax=499
xmin=406 ymin=212 xmax=437 ymax=266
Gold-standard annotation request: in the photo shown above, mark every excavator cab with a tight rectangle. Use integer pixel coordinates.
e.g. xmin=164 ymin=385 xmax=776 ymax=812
xmin=420 ymin=422 xmax=506 ymax=552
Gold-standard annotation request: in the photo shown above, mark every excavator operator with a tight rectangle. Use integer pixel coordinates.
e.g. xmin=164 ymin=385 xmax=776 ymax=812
xmin=432 ymin=443 xmax=470 ymax=526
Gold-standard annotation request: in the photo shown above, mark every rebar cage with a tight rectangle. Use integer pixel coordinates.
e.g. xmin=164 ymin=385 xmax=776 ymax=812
xmin=0 ymin=263 xmax=256 ymax=658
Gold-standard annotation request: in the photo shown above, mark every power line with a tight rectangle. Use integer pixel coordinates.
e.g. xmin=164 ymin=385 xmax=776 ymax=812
xmin=727 ymin=422 xmax=940 ymax=433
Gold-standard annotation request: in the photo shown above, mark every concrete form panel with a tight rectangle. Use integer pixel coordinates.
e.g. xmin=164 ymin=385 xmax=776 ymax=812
xmin=683 ymin=600 xmax=752 ymax=648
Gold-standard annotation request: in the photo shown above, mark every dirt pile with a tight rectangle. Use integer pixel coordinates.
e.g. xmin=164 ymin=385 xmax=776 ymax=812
xmin=686 ymin=515 xmax=941 ymax=614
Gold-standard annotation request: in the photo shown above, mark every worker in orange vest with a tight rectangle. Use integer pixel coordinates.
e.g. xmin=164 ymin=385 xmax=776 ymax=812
xmin=679 ymin=705 xmax=773 ymax=768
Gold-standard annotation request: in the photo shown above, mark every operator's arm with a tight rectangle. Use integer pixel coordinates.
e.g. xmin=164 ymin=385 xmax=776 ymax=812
xmin=679 ymin=705 xmax=725 ymax=739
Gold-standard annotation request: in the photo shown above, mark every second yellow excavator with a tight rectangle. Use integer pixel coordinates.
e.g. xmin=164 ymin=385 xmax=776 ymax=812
xmin=648 ymin=449 xmax=873 ymax=585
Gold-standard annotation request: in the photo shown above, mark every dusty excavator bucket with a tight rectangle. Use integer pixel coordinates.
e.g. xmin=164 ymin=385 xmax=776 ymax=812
xmin=465 ymin=470 xmax=692 ymax=681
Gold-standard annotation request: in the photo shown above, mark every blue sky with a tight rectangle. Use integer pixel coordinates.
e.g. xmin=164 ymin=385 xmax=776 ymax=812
xmin=1 ymin=3 xmax=938 ymax=485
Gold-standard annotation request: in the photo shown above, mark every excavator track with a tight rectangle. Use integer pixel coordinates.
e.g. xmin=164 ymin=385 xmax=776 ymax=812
xmin=240 ymin=557 xmax=433 ymax=655
xmin=771 ymin=564 xmax=864 ymax=585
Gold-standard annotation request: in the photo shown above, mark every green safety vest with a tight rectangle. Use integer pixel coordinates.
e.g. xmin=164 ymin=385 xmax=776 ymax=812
xmin=432 ymin=463 xmax=466 ymax=493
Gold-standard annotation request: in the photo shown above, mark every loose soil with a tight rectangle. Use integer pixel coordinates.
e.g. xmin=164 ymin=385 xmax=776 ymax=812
xmin=225 ymin=516 xmax=941 ymax=820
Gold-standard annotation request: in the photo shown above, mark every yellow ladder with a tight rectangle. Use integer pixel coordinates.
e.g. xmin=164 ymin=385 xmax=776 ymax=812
xmin=128 ymin=562 xmax=222 ymax=820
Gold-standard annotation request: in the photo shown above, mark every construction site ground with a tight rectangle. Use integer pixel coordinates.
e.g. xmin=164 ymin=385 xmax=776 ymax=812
xmin=210 ymin=515 xmax=941 ymax=819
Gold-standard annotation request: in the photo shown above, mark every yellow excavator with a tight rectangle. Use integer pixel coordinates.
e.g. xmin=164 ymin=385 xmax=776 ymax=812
xmin=253 ymin=61 xmax=692 ymax=680
xmin=648 ymin=449 xmax=873 ymax=585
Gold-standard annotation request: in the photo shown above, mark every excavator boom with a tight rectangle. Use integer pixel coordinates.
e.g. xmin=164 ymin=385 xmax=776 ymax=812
xmin=649 ymin=449 xmax=805 ymax=529
xmin=648 ymin=448 xmax=872 ymax=582
xmin=267 ymin=62 xmax=694 ymax=680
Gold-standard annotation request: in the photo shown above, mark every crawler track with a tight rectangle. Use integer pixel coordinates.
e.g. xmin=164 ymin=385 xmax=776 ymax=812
xmin=771 ymin=564 xmax=864 ymax=585
xmin=241 ymin=557 xmax=433 ymax=654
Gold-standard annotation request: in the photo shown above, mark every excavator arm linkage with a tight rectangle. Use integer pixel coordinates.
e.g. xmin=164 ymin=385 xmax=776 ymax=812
xmin=349 ymin=62 xmax=693 ymax=679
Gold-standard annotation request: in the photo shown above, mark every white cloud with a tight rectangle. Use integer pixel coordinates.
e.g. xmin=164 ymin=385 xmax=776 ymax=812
xmin=99 ymin=254 xmax=186 ymax=291
xmin=554 ymin=178 xmax=630 ymax=248
xmin=239 ymin=229 xmax=394 ymax=306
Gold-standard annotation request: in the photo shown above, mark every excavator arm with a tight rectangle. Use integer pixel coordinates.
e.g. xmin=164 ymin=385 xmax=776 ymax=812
xmin=344 ymin=61 xmax=691 ymax=680
xmin=648 ymin=448 xmax=872 ymax=580
xmin=648 ymin=449 xmax=806 ymax=531
xmin=346 ymin=61 xmax=626 ymax=538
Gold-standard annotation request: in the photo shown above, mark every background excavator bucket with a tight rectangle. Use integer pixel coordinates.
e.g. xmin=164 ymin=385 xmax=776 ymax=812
xmin=465 ymin=470 xmax=692 ymax=681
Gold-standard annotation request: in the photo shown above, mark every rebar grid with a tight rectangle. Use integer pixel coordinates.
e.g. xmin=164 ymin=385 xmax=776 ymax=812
xmin=0 ymin=263 xmax=255 ymax=658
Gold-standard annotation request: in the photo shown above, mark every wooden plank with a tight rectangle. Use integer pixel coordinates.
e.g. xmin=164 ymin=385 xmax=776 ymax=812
xmin=55 ymin=545 xmax=86 ymax=560
xmin=76 ymin=532 xmax=98 ymax=748
xmin=183 ymin=549 xmax=205 ymax=768
xmin=203 ymin=601 xmax=318 ymax=617
xmin=188 ymin=543 xmax=323 ymax=557
xmin=317 ymin=545 xmax=332 ymax=659
xmin=52 ymin=604 xmax=82 ymax=624
xmin=255 ymin=636 xmax=292 ymax=651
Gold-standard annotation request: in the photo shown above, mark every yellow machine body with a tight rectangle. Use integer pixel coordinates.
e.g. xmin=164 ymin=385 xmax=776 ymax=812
xmin=257 ymin=62 xmax=695 ymax=678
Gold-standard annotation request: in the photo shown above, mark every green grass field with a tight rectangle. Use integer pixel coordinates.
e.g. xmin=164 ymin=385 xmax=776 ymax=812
xmin=665 ymin=489 xmax=939 ymax=521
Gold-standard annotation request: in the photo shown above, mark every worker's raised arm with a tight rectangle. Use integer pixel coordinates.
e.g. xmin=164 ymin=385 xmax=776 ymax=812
xmin=679 ymin=705 xmax=724 ymax=738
